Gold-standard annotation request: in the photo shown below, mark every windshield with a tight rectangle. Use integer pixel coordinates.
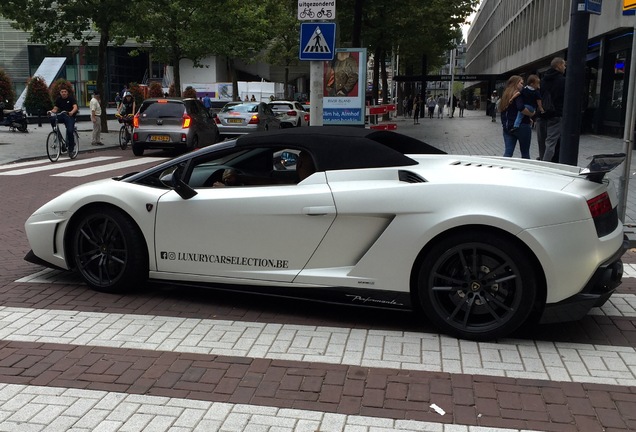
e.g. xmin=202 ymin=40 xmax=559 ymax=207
xmin=269 ymin=103 xmax=293 ymax=111
xmin=221 ymin=103 xmax=258 ymax=113
xmin=139 ymin=101 xmax=185 ymax=118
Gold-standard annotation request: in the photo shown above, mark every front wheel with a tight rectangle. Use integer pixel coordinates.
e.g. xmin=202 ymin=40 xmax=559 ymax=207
xmin=71 ymin=206 xmax=148 ymax=293
xmin=417 ymin=231 xmax=537 ymax=341
xmin=46 ymin=131 xmax=61 ymax=162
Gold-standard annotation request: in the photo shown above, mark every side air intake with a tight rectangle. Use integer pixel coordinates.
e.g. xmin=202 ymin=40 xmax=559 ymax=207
xmin=398 ymin=170 xmax=426 ymax=183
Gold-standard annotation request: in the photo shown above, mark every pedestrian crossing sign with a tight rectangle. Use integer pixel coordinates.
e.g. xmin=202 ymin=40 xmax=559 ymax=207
xmin=299 ymin=23 xmax=335 ymax=61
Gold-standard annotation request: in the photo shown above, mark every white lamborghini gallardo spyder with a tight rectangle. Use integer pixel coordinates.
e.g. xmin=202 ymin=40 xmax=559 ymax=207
xmin=24 ymin=127 xmax=628 ymax=340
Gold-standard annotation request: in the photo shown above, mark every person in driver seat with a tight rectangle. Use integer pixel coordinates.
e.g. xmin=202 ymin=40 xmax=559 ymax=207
xmin=213 ymin=169 xmax=243 ymax=187
xmin=296 ymin=151 xmax=316 ymax=181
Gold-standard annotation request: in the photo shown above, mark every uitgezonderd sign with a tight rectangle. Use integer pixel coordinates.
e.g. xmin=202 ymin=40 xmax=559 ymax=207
xmin=298 ymin=1 xmax=336 ymax=21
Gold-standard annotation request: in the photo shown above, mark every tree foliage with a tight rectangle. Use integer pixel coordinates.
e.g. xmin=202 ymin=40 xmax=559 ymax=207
xmin=130 ymin=0 xmax=218 ymax=97
xmin=149 ymin=82 xmax=164 ymax=98
xmin=183 ymin=86 xmax=197 ymax=98
xmin=206 ymin=0 xmax=276 ymax=99
xmin=0 ymin=68 xmax=16 ymax=107
xmin=24 ymin=76 xmax=53 ymax=115
xmin=262 ymin=0 xmax=300 ymax=99
xmin=0 ymin=0 xmax=477 ymax=106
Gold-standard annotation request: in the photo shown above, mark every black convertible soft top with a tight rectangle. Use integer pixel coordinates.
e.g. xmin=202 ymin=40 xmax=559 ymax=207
xmin=235 ymin=126 xmax=446 ymax=172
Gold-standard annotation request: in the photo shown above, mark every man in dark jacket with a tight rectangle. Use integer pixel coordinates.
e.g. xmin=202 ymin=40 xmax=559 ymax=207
xmin=539 ymin=57 xmax=566 ymax=162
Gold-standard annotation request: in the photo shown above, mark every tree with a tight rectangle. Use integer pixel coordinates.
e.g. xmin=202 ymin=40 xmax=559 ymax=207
xmin=263 ymin=0 xmax=300 ymax=99
xmin=132 ymin=0 xmax=218 ymax=97
xmin=336 ymin=0 xmax=479 ymax=102
xmin=0 ymin=68 xmax=16 ymax=108
xmin=0 ymin=0 xmax=137 ymax=132
xmin=183 ymin=86 xmax=197 ymax=98
xmin=149 ymin=82 xmax=164 ymax=98
xmin=207 ymin=0 xmax=277 ymax=100
xmin=24 ymin=76 xmax=52 ymax=116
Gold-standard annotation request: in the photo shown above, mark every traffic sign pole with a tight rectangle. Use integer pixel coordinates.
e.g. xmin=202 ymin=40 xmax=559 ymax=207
xmin=310 ymin=61 xmax=324 ymax=126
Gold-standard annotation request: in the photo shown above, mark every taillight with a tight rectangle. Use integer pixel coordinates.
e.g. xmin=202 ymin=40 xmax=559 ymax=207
xmin=182 ymin=114 xmax=191 ymax=128
xmin=214 ymin=117 xmax=220 ymax=124
xmin=248 ymin=115 xmax=259 ymax=124
xmin=287 ymin=110 xmax=297 ymax=116
xmin=133 ymin=114 xmax=139 ymax=128
xmin=304 ymin=113 xmax=310 ymax=122
xmin=587 ymin=192 xmax=612 ymax=218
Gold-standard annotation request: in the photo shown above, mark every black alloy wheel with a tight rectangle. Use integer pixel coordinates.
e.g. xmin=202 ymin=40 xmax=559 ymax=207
xmin=418 ymin=231 xmax=537 ymax=341
xmin=72 ymin=206 xmax=147 ymax=293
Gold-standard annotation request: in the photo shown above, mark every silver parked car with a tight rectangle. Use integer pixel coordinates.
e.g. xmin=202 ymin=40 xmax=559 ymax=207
xmin=214 ymin=102 xmax=281 ymax=137
xmin=268 ymin=100 xmax=309 ymax=128
xmin=132 ymin=98 xmax=220 ymax=156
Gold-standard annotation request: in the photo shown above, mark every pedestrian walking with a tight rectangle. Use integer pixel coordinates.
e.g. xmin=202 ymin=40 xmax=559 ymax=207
xmin=458 ymin=99 xmax=466 ymax=117
xmin=413 ymin=96 xmax=421 ymax=124
xmin=202 ymin=93 xmax=212 ymax=114
xmin=427 ymin=96 xmax=436 ymax=119
xmin=89 ymin=90 xmax=103 ymax=146
xmin=490 ymin=91 xmax=499 ymax=122
xmin=436 ymin=95 xmax=446 ymax=118
xmin=541 ymin=57 xmax=566 ymax=162
xmin=499 ymin=75 xmax=533 ymax=159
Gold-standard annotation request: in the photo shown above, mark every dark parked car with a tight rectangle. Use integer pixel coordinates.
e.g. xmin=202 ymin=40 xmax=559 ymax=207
xmin=132 ymin=98 xmax=220 ymax=156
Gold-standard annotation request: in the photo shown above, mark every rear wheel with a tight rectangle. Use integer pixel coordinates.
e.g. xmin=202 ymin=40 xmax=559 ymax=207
xmin=46 ymin=131 xmax=61 ymax=162
xmin=417 ymin=231 xmax=537 ymax=341
xmin=119 ymin=126 xmax=127 ymax=149
xmin=71 ymin=206 xmax=148 ymax=293
xmin=69 ymin=130 xmax=79 ymax=159
xmin=132 ymin=142 xmax=144 ymax=156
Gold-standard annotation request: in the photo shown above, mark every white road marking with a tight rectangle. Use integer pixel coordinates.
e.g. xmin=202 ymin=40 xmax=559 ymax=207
xmin=0 ymin=159 xmax=50 ymax=171
xmin=0 ymin=384 xmax=528 ymax=432
xmin=52 ymin=157 xmax=167 ymax=177
xmin=0 ymin=305 xmax=634 ymax=386
xmin=0 ymin=156 xmax=120 ymax=175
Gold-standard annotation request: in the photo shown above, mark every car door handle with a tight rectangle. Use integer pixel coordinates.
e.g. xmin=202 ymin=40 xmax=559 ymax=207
xmin=303 ymin=206 xmax=336 ymax=216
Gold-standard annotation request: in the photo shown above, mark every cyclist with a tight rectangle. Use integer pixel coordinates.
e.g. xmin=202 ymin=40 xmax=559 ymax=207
xmin=116 ymin=91 xmax=135 ymax=145
xmin=117 ymin=91 xmax=135 ymax=117
xmin=47 ymin=88 xmax=79 ymax=154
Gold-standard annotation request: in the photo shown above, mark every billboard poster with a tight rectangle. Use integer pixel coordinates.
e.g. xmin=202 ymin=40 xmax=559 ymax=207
xmin=323 ymin=48 xmax=367 ymax=125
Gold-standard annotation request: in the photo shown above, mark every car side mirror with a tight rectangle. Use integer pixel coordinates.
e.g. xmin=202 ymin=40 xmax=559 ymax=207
xmin=169 ymin=165 xmax=197 ymax=200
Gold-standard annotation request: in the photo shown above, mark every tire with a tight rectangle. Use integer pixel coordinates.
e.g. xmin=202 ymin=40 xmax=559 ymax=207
xmin=69 ymin=130 xmax=79 ymax=159
xmin=119 ymin=126 xmax=127 ymax=149
xmin=132 ymin=142 xmax=144 ymax=156
xmin=71 ymin=206 xmax=148 ymax=293
xmin=46 ymin=131 xmax=61 ymax=162
xmin=417 ymin=231 xmax=537 ymax=341
xmin=191 ymin=135 xmax=199 ymax=150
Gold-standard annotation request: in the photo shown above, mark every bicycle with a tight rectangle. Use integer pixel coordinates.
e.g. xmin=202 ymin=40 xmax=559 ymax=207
xmin=116 ymin=113 xmax=134 ymax=149
xmin=299 ymin=7 xmax=314 ymax=18
xmin=46 ymin=112 xmax=79 ymax=162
